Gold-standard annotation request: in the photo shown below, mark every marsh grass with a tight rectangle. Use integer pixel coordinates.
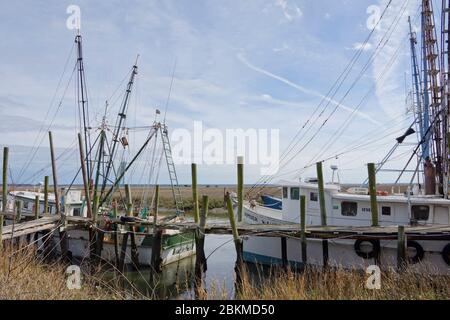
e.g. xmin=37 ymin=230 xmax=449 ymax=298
xmin=230 ymin=265 xmax=450 ymax=300
xmin=1 ymin=245 xmax=448 ymax=300
xmin=0 ymin=245 xmax=140 ymax=300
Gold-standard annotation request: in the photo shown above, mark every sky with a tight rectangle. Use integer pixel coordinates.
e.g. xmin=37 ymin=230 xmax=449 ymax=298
xmin=0 ymin=0 xmax=424 ymax=186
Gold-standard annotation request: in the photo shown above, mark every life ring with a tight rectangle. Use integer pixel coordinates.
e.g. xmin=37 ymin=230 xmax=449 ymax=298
xmin=354 ymin=239 xmax=380 ymax=259
xmin=406 ymin=241 xmax=424 ymax=264
xmin=442 ymin=243 xmax=450 ymax=266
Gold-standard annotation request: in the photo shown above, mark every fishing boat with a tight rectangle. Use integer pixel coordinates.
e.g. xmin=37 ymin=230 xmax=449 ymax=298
xmin=6 ymin=31 xmax=195 ymax=267
xmin=241 ymin=2 xmax=450 ymax=275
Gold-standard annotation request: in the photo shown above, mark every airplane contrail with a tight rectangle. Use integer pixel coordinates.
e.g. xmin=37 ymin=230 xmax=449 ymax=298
xmin=237 ymin=53 xmax=381 ymax=126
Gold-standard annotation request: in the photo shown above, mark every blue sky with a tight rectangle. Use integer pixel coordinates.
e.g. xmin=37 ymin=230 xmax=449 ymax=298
xmin=0 ymin=0 xmax=423 ymax=185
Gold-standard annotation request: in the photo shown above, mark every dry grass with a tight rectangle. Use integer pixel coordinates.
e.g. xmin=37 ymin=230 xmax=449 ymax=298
xmin=0 ymin=246 xmax=128 ymax=300
xmin=230 ymin=265 xmax=450 ymax=300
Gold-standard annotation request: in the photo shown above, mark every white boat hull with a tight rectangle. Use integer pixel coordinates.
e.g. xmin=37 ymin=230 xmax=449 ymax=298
xmin=243 ymin=206 xmax=450 ymax=274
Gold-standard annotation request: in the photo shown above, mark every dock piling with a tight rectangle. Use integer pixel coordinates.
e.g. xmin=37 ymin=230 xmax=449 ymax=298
xmin=237 ymin=156 xmax=244 ymax=223
xmin=368 ymin=163 xmax=379 ymax=227
xmin=316 ymin=162 xmax=329 ymax=268
xmin=150 ymin=185 xmax=163 ymax=277
xmin=195 ymin=195 xmax=209 ymax=299
xmin=300 ymin=195 xmax=307 ymax=264
xmin=1 ymin=147 xmax=8 ymax=250
xmin=191 ymin=163 xmax=200 ymax=223
xmin=226 ymin=192 xmax=244 ymax=286
xmin=397 ymin=225 xmax=407 ymax=272
xmin=43 ymin=176 xmax=49 ymax=214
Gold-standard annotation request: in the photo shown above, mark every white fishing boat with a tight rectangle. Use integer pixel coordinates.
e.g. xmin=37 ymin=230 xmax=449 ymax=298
xmin=242 ymin=179 xmax=450 ymax=274
xmin=6 ymin=188 xmax=195 ymax=267
xmin=242 ymin=3 xmax=450 ymax=275
xmin=4 ymin=31 xmax=196 ymax=267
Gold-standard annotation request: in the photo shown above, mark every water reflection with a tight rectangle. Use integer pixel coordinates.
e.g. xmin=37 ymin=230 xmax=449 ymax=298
xmin=123 ymin=234 xmax=238 ymax=299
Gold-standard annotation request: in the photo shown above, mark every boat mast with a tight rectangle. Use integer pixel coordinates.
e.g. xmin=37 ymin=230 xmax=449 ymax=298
xmin=441 ymin=0 xmax=450 ymax=198
xmin=409 ymin=17 xmax=425 ymax=159
xmin=75 ymin=33 xmax=92 ymax=183
xmin=99 ymin=58 xmax=139 ymax=201
xmin=422 ymin=0 xmax=443 ymax=195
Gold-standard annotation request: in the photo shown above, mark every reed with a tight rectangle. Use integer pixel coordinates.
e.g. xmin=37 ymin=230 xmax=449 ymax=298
xmin=0 ymin=245 xmax=131 ymax=300
xmin=231 ymin=265 xmax=450 ymax=300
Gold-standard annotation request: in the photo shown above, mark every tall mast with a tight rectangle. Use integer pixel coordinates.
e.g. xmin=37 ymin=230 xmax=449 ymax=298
xmin=441 ymin=0 xmax=450 ymax=198
xmin=409 ymin=17 xmax=425 ymax=155
xmin=75 ymin=34 xmax=92 ymax=183
xmin=99 ymin=58 xmax=139 ymax=202
xmin=422 ymin=0 xmax=443 ymax=195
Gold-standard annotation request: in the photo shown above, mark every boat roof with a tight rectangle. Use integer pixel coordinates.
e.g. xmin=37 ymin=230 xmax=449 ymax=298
xmin=9 ymin=190 xmax=56 ymax=203
xmin=333 ymin=192 xmax=450 ymax=205
xmin=277 ymin=179 xmax=340 ymax=191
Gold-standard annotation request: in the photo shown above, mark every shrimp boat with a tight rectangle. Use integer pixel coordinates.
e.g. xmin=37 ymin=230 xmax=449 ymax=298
xmin=6 ymin=32 xmax=195 ymax=267
xmin=242 ymin=3 xmax=450 ymax=275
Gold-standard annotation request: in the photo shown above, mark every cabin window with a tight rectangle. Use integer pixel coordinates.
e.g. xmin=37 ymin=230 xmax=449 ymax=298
xmin=73 ymin=208 xmax=81 ymax=217
xmin=310 ymin=192 xmax=318 ymax=202
xmin=23 ymin=201 xmax=29 ymax=210
xmin=341 ymin=202 xmax=358 ymax=216
xmin=382 ymin=206 xmax=391 ymax=216
xmin=282 ymin=187 xmax=288 ymax=199
xmin=411 ymin=205 xmax=429 ymax=221
xmin=290 ymin=187 xmax=300 ymax=200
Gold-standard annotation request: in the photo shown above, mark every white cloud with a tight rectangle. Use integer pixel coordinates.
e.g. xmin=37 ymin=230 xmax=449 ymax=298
xmin=275 ymin=0 xmax=303 ymax=21
xmin=351 ymin=42 xmax=373 ymax=51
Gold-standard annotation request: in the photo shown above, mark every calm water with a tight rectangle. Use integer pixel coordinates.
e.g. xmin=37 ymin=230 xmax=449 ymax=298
xmin=123 ymin=234 xmax=238 ymax=299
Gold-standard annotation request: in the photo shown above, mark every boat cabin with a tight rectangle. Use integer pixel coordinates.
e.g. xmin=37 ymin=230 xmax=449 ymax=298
xmin=278 ymin=179 xmax=450 ymax=226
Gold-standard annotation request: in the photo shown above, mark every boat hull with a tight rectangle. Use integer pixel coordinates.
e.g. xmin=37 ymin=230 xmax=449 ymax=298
xmin=243 ymin=206 xmax=450 ymax=274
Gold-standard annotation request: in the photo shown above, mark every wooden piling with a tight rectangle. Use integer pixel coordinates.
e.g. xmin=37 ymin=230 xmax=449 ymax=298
xmin=226 ymin=192 xmax=243 ymax=285
xmin=150 ymin=186 xmax=163 ymax=276
xmin=43 ymin=176 xmax=49 ymax=214
xmin=196 ymin=195 xmax=209 ymax=274
xmin=300 ymin=195 xmax=307 ymax=264
xmin=2 ymin=147 xmax=7 ymax=213
xmin=15 ymin=200 xmax=22 ymax=223
xmin=112 ymin=200 xmax=119 ymax=267
xmin=281 ymin=237 xmax=288 ymax=270
xmin=124 ymin=184 xmax=139 ymax=269
xmin=33 ymin=195 xmax=40 ymax=243
xmin=191 ymin=163 xmax=200 ymax=223
xmin=368 ymin=163 xmax=379 ymax=227
xmin=118 ymin=232 xmax=129 ymax=274
xmin=397 ymin=225 xmax=407 ymax=272
xmin=125 ymin=184 xmax=133 ymax=217
xmin=48 ymin=132 xmax=60 ymax=214
xmin=1 ymin=147 xmax=8 ymax=250
xmin=316 ymin=162 xmax=329 ymax=268
xmin=237 ymin=156 xmax=244 ymax=222
xmin=195 ymin=195 xmax=209 ymax=298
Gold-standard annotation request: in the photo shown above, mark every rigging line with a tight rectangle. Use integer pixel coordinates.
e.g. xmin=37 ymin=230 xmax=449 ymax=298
xmin=248 ymin=0 xmax=395 ymax=194
xmin=16 ymin=63 xmax=78 ymax=184
xmin=249 ymin=1 xmax=409 ymax=196
xmin=163 ymin=59 xmax=177 ymax=124
xmin=306 ymin=19 xmax=411 ymax=167
xmin=395 ymin=107 xmax=443 ymax=184
xmin=16 ymin=44 xmax=76 ymax=183
xmin=23 ymin=137 xmax=78 ymax=183
xmin=305 ymin=123 xmax=414 ymax=169
xmin=281 ymin=0 xmax=410 ymax=175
